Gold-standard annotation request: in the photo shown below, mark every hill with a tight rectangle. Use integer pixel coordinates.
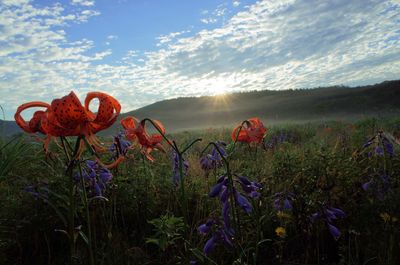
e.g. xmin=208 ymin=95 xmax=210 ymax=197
xmin=113 ymin=80 xmax=400 ymax=133
xmin=1 ymin=80 xmax=400 ymax=136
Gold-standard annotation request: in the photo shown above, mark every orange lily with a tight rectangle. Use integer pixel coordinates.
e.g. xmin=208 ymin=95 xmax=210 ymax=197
xmin=231 ymin=117 xmax=267 ymax=144
xmin=120 ymin=116 xmax=166 ymax=161
xmin=15 ymin=91 xmax=121 ymax=156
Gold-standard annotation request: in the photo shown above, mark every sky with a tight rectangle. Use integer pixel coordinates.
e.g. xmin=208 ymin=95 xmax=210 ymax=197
xmin=0 ymin=0 xmax=399 ymax=120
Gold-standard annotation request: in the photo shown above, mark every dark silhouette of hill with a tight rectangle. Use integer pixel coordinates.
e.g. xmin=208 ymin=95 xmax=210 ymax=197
xmin=1 ymin=80 xmax=400 ymax=136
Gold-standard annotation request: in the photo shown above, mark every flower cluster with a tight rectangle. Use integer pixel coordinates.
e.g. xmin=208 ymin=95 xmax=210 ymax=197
xmin=197 ymin=219 xmax=234 ymax=255
xmin=75 ymin=160 xmax=113 ymax=197
xmin=362 ymin=131 xmax=395 ymax=157
xmin=199 ymin=141 xmax=226 ymax=171
xmin=311 ymin=206 xmax=346 ymax=240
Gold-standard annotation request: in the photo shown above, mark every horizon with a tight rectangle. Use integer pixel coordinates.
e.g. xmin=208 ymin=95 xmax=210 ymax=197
xmin=1 ymin=78 xmax=398 ymax=122
xmin=0 ymin=0 xmax=399 ymax=120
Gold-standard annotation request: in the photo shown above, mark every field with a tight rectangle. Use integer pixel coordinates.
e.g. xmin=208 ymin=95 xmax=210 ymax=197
xmin=1 ymin=117 xmax=400 ymax=265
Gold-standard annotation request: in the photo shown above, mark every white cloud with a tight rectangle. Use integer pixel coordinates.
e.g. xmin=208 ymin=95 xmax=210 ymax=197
xmin=200 ymin=3 xmax=228 ymax=24
xmin=200 ymin=18 xmax=218 ymax=24
xmin=0 ymin=0 xmax=400 ymax=120
xmin=71 ymin=0 xmax=95 ymax=6
xmin=156 ymin=30 xmax=190 ymax=46
xmin=233 ymin=1 xmax=240 ymax=7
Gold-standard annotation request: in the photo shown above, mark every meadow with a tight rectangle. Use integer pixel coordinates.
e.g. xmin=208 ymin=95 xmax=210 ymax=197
xmin=0 ymin=116 xmax=399 ymax=265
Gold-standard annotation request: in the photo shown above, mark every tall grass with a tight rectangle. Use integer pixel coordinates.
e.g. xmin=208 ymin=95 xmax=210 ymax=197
xmin=0 ymin=118 xmax=399 ymax=264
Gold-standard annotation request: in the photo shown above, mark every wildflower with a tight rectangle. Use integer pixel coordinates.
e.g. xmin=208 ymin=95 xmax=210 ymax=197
xmin=76 ymin=160 xmax=113 ymax=197
xmin=311 ymin=205 xmax=346 ymax=240
xmin=275 ymin=226 xmax=286 ymax=238
xmin=236 ymin=175 xmax=262 ymax=198
xmin=232 ymin=117 xmax=267 ymax=144
xmin=263 ymin=131 xmax=294 ymax=150
xmin=171 ymin=151 xmax=189 ymax=185
xmin=380 ymin=212 xmax=398 ymax=223
xmin=362 ymin=172 xmax=390 ymax=200
xmin=273 ymin=192 xmax=294 ymax=211
xmin=15 ymin=91 xmax=121 ymax=154
xmin=121 ymin=116 xmax=166 ymax=161
xmin=199 ymin=141 xmax=226 ymax=171
xmin=361 ymin=131 xmax=396 ymax=157
xmin=197 ymin=219 xmax=234 ymax=256
xmin=234 ymin=188 xmax=252 ymax=214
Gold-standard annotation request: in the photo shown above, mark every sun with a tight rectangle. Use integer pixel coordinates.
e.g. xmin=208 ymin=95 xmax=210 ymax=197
xmin=210 ymin=79 xmax=229 ymax=96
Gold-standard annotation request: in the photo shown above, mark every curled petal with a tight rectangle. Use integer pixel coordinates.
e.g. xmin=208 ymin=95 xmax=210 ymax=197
xmin=85 ymin=92 xmax=121 ymax=133
xmin=14 ymin=102 xmax=50 ymax=133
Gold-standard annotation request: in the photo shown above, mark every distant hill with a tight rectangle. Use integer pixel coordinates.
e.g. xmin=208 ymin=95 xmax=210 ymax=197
xmin=0 ymin=119 xmax=22 ymax=137
xmin=1 ymin=80 xmax=400 ymax=136
xmin=112 ymin=80 xmax=400 ymax=133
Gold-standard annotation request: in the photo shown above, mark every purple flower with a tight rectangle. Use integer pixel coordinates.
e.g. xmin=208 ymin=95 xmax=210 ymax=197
xmin=273 ymin=192 xmax=294 ymax=211
xmin=172 ymin=151 xmax=189 ymax=185
xmin=203 ymin=236 xmax=216 ymax=255
xmin=199 ymin=141 xmax=226 ymax=171
xmin=311 ymin=205 xmax=345 ymax=240
xmin=234 ymin=189 xmax=252 ymax=214
xmin=328 ymin=223 xmax=341 ymax=240
xmin=209 ymin=178 xmax=227 ymax=197
xmin=75 ymin=160 xmax=113 ymax=197
xmin=198 ymin=219 xmax=213 ymax=235
xmin=109 ymin=133 xmax=131 ymax=159
xmin=375 ymin=146 xmax=384 ymax=156
xmin=236 ymin=175 xmax=262 ymax=198
xmin=362 ymin=179 xmax=373 ymax=191
xmin=362 ymin=172 xmax=391 ymax=200
xmin=198 ymin=218 xmax=234 ymax=256
xmin=222 ymin=200 xmax=231 ymax=229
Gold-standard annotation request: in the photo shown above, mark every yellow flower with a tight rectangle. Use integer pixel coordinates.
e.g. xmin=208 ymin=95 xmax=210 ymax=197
xmin=380 ymin=212 xmax=391 ymax=222
xmin=275 ymin=227 xmax=286 ymax=238
xmin=380 ymin=212 xmax=398 ymax=223
xmin=277 ymin=211 xmax=291 ymax=220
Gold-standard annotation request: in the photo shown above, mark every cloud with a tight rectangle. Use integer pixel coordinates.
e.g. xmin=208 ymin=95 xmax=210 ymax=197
xmin=71 ymin=0 xmax=95 ymax=6
xmin=200 ymin=3 xmax=228 ymax=24
xmin=232 ymin=1 xmax=240 ymax=7
xmin=156 ymin=30 xmax=190 ymax=46
xmin=0 ymin=0 xmax=400 ymax=120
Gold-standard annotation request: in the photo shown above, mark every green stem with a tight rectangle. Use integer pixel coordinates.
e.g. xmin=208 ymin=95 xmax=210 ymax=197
xmin=178 ymin=152 xmax=189 ymax=235
xmin=78 ymin=160 xmax=95 ymax=265
xmin=61 ymin=136 xmax=82 ymax=265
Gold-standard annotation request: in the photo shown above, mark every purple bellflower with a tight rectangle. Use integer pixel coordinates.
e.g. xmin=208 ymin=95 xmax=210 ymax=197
xmin=311 ymin=205 xmax=346 ymax=240
xmin=171 ymin=150 xmax=189 ymax=185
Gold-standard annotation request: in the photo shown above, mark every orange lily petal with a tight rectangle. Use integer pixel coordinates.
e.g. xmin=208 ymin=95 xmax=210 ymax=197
xmin=14 ymin=101 xmax=50 ymax=134
xmin=85 ymin=92 xmax=121 ymax=133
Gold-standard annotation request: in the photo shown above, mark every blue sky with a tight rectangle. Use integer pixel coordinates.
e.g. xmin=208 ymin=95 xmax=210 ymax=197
xmin=0 ymin=0 xmax=399 ymax=120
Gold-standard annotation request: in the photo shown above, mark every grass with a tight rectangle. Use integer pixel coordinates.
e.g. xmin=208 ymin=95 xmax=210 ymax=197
xmin=0 ymin=117 xmax=399 ymax=264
